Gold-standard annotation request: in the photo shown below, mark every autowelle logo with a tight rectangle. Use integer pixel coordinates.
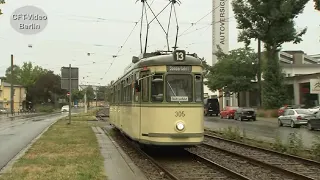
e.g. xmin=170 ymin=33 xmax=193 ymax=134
xmin=10 ymin=5 xmax=48 ymax=35
xmin=312 ymin=81 xmax=320 ymax=91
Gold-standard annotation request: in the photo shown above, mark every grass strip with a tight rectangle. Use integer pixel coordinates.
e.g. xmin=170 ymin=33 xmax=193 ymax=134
xmin=0 ymin=113 xmax=107 ymax=180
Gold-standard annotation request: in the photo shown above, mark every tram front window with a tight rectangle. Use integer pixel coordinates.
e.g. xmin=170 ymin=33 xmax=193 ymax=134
xmin=166 ymin=74 xmax=193 ymax=102
xmin=151 ymin=75 xmax=164 ymax=102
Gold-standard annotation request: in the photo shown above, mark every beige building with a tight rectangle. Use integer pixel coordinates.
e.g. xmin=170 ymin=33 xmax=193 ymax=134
xmin=239 ymin=50 xmax=320 ymax=107
xmin=0 ymin=79 xmax=26 ymax=111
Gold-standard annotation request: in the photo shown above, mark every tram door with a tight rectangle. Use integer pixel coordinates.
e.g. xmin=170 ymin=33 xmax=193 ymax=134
xmin=138 ymin=71 xmax=149 ymax=139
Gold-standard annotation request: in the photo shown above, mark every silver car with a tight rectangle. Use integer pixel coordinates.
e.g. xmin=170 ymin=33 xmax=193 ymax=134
xmin=278 ymin=109 xmax=314 ymax=128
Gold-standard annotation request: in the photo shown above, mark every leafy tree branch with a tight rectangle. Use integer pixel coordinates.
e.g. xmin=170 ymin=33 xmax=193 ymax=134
xmin=205 ymin=47 xmax=258 ymax=97
xmin=231 ymin=0 xmax=308 ymax=108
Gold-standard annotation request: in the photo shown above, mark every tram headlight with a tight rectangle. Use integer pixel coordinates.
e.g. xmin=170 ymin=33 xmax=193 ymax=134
xmin=176 ymin=122 xmax=185 ymax=131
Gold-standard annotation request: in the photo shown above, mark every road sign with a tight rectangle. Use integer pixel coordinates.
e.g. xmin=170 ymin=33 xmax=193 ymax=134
xmin=67 ymin=92 xmax=70 ymax=96
xmin=61 ymin=66 xmax=79 ymax=90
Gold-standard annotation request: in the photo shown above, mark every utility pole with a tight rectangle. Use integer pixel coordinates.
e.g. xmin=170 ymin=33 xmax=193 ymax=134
xmin=95 ymin=88 xmax=98 ymax=107
xmin=257 ymin=39 xmax=262 ymax=107
xmin=10 ymin=54 xmax=14 ymax=116
xmin=68 ymin=64 xmax=72 ymax=124
xmin=84 ymin=89 xmax=87 ymax=113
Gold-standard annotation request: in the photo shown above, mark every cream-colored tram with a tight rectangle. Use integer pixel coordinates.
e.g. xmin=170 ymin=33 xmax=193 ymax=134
xmin=108 ymin=50 xmax=204 ymax=146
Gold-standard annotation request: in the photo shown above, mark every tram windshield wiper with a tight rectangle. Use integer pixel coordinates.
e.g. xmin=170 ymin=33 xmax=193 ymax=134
xmin=166 ymin=81 xmax=180 ymax=104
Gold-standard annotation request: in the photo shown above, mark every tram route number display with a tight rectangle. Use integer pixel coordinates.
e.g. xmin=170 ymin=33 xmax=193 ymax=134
xmin=171 ymin=96 xmax=188 ymax=102
xmin=173 ymin=50 xmax=186 ymax=61
xmin=167 ymin=66 xmax=192 ymax=72
xmin=175 ymin=111 xmax=185 ymax=117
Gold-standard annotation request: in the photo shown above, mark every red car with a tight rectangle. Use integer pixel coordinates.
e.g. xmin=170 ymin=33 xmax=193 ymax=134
xmin=278 ymin=105 xmax=302 ymax=116
xmin=220 ymin=106 xmax=239 ymax=119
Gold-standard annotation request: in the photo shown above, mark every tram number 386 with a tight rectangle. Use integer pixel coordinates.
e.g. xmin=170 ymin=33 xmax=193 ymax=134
xmin=175 ymin=111 xmax=185 ymax=117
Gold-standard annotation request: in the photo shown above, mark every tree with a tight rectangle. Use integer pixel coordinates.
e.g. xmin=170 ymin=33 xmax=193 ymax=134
xmin=4 ymin=62 xmax=47 ymax=87
xmin=0 ymin=0 xmax=4 ymax=16
xmin=19 ymin=62 xmax=48 ymax=88
xmin=231 ymin=0 xmax=308 ymax=108
xmin=72 ymin=89 xmax=84 ymax=102
xmin=97 ymin=86 xmax=107 ymax=101
xmin=315 ymin=0 xmax=320 ymax=11
xmin=5 ymin=65 xmax=21 ymax=84
xmin=85 ymin=86 xmax=95 ymax=107
xmin=205 ymin=47 xmax=258 ymax=97
xmin=28 ymin=71 xmax=64 ymax=103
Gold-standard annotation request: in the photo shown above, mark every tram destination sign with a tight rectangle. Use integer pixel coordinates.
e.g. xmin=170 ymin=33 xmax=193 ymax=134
xmin=167 ymin=65 xmax=192 ymax=72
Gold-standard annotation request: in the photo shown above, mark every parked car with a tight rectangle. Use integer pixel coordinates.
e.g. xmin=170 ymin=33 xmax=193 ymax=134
xmin=278 ymin=109 xmax=314 ymax=128
xmin=308 ymin=106 xmax=320 ymax=113
xmin=0 ymin=108 xmax=8 ymax=114
xmin=278 ymin=105 xmax=304 ymax=116
xmin=61 ymin=105 xmax=69 ymax=112
xmin=204 ymin=98 xmax=220 ymax=116
xmin=306 ymin=110 xmax=320 ymax=131
xmin=234 ymin=107 xmax=256 ymax=121
xmin=220 ymin=106 xmax=238 ymax=119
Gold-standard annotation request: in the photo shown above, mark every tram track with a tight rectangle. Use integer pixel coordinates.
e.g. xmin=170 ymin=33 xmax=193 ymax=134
xmin=148 ymin=148 xmax=250 ymax=180
xmin=203 ymin=134 xmax=320 ymax=180
xmin=102 ymin=127 xmax=251 ymax=180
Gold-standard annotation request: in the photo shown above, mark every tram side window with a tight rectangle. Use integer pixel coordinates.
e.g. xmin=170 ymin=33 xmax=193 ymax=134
xmin=134 ymin=74 xmax=140 ymax=102
xmin=112 ymin=87 xmax=115 ymax=103
xmin=151 ymin=74 xmax=164 ymax=102
xmin=126 ymin=78 xmax=129 ymax=102
xmin=115 ymin=86 xmax=118 ymax=103
xmin=195 ymin=75 xmax=203 ymax=102
xmin=129 ymin=76 xmax=132 ymax=102
xmin=124 ymin=83 xmax=127 ymax=103
xmin=118 ymin=85 xmax=121 ymax=103
xmin=142 ymin=76 xmax=149 ymax=102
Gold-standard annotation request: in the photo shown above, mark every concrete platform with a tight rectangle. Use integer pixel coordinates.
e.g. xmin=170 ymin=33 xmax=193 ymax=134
xmin=92 ymin=126 xmax=148 ymax=180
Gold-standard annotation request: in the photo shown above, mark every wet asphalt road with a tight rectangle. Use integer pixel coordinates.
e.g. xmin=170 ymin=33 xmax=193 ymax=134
xmin=205 ymin=116 xmax=320 ymax=148
xmin=0 ymin=109 xmax=84 ymax=170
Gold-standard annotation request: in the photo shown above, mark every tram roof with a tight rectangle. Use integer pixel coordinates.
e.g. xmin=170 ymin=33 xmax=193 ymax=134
xmin=110 ymin=51 xmax=203 ymax=86
xmin=123 ymin=51 xmax=203 ymax=74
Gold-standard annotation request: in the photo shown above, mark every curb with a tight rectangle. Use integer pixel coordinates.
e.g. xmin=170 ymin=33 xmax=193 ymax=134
xmin=100 ymin=126 xmax=148 ymax=180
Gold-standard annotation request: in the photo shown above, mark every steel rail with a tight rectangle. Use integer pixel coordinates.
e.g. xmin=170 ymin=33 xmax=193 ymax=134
xmin=201 ymin=143 xmax=313 ymax=180
xmin=204 ymin=134 xmax=320 ymax=166
xmin=185 ymin=150 xmax=252 ymax=180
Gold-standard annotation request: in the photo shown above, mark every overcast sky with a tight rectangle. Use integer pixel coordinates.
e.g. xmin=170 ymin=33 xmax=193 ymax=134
xmin=0 ymin=0 xmax=319 ymax=86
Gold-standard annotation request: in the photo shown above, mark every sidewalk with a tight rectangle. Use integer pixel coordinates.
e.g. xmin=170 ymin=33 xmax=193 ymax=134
xmin=0 ymin=113 xmax=41 ymax=120
xmin=92 ymin=126 xmax=148 ymax=180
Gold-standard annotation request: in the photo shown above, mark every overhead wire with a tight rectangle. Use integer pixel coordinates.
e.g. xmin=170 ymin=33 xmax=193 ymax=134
xmin=99 ymin=0 xmax=157 ymax=84
xmin=178 ymin=0 xmax=230 ymax=37
xmin=118 ymin=15 xmax=234 ymax=57
xmin=99 ymin=22 xmax=139 ymax=82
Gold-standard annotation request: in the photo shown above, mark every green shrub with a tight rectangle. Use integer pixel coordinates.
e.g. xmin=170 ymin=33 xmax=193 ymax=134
xmin=270 ymin=110 xmax=278 ymax=118
xmin=286 ymin=131 xmax=304 ymax=155
xmin=257 ymin=111 xmax=266 ymax=117
xmin=311 ymin=135 xmax=320 ymax=160
xmin=221 ymin=126 xmax=242 ymax=141
xmin=36 ymin=105 xmax=54 ymax=113
xmin=273 ymin=134 xmax=287 ymax=152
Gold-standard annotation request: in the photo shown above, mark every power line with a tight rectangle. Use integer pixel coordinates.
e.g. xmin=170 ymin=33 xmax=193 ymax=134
xmin=118 ymin=15 xmax=234 ymax=56
xmin=178 ymin=0 xmax=230 ymax=37
xmin=100 ymin=22 xmax=139 ymax=83
xmin=63 ymin=16 xmax=211 ymax=26
xmin=99 ymin=0 xmax=159 ymax=84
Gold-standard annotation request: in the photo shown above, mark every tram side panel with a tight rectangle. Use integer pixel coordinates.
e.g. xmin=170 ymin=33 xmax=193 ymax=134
xmin=139 ymin=106 xmax=204 ymax=145
xmin=121 ymin=105 xmax=132 ymax=136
